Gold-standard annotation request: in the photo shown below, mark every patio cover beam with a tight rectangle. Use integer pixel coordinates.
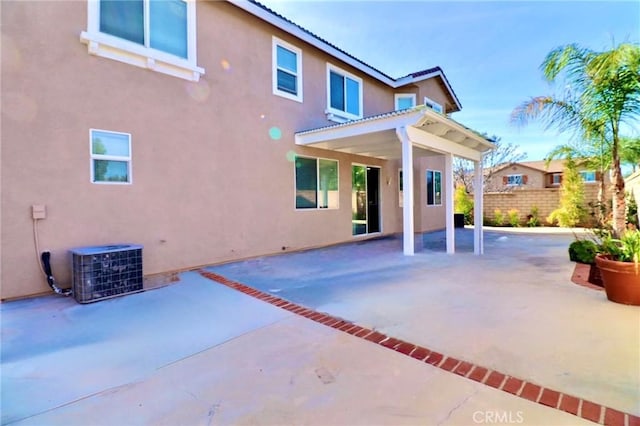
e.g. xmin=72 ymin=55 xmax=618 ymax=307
xmin=405 ymin=126 xmax=482 ymax=162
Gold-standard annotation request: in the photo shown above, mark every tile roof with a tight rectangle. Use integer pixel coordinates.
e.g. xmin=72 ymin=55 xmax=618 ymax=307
xmin=402 ymin=67 xmax=442 ymax=79
xmin=519 ymin=159 xmax=569 ymax=173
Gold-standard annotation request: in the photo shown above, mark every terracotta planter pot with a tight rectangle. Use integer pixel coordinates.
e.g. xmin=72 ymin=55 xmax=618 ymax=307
xmin=594 ymin=255 xmax=640 ymax=305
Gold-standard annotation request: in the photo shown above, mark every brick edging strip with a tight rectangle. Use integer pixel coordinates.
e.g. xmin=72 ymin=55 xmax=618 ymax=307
xmin=198 ymin=270 xmax=637 ymax=426
xmin=571 ymin=263 xmax=605 ymax=291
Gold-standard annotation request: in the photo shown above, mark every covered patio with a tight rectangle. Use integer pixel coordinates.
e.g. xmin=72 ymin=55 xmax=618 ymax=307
xmin=295 ymin=106 xmax=495 ymax=256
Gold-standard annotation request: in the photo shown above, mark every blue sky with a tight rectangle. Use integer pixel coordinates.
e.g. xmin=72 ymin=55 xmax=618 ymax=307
xmin=260 ymin=0 xmax=639 ymax=161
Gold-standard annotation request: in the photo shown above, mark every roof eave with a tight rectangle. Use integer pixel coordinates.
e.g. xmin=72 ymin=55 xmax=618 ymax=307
xmin=228 ymin=0 xmax=463 ymax=112
xmin=393 ymin=69 xmax=462 ymax=111
xmin=228 ymin=0 xmax=397 ymax=86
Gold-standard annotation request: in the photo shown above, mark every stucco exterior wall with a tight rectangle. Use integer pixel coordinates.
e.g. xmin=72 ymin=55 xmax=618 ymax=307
xmin=487 ymin=165 xmax=545 ymax=192
xmin=1 ymin=1 xmax=454 ymax=299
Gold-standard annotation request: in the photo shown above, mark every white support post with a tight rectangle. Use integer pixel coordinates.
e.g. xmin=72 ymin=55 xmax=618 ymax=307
xmin=397 ymin=126 xmax=414 ymax=256
xmin=445 ymin=153 xmax=455 ymax=254
xmin=474 ymin=159 xmax=484 ymax=255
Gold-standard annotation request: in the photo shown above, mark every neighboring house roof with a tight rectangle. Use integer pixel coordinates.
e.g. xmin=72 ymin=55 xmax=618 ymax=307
xmin=230 ymin=0 xmax=462 ymax=111
xmin=487 ymin=161 xmax=550 ymax=176
xmin=518 ymin=160 xmax=567 ymax=173
xmin=490 ymin=159 xmax=590 ymax=176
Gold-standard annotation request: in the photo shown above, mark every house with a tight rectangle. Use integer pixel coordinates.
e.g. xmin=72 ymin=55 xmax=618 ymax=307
xmin=483 ymin=159 xmax=609 ymax=224
xmin=1 ymin=0 xmax=493 ymax=300
xmin=487 ymin=159 xmax=605 ymax=192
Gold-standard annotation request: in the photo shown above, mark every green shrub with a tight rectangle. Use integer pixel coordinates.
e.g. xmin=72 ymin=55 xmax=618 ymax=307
xmin=547 ymin=158 xmax=586 ymax=227
xmin=568 ymin=239 xmax=598 ymax=264
xmin=493 ymin=209 xmax=505 ymax=226
xmin=507 ymin=209 xmax=520 ymax=227
xmin=454 ymin=186 xmax=474 ymax=225
xmin=527 ymin=206 xmax=541 ymax=227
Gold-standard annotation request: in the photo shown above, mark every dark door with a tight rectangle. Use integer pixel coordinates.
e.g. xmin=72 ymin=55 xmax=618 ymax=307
xmin=366 ymin=167 xmax=380 ymax=233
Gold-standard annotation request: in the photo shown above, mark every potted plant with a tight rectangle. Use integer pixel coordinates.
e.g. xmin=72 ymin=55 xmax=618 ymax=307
xmin=594 ymin=229 xmax=640 ymax=305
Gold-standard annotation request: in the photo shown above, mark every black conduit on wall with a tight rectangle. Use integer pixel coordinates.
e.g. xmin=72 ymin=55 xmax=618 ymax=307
xmin=41 ymin=251 xmax=72 ymax=296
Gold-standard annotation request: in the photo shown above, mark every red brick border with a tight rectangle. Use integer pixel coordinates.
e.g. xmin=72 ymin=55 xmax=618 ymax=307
xmin=199 ymin=270 xmax=637 ymax=426
xmin=571 ymin=263 xmax=605 ymax=291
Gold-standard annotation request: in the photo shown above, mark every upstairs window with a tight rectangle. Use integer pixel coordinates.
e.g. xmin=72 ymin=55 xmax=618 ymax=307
xmin=90 ymin=129 xmax=132 ymax=184
xmin=580 ymin=171 xmax=597 ymax=182
xmin=424 ymin=96 xmax=444 ymax=114
xmin=81 ymin=0 xmax=204 ymax=81
xmin=273 ymin=37 xmax=302 ymax=102
xmin=505 ymin=174 xmax=526 ymax=186
xmin=395 ymin=94 xmax=416 ymax=111
xmin=326 ymin=64 xmax=362 ymax=122
xmin=100 ymin=0 xmax=187 ymax=58
xmin=295 ymin=157 xmax=339 ymax=209
xmin=426 ymin=170 xmax=442 ymax=206
xmin=551 ymin=173 xmax=562 ymax=184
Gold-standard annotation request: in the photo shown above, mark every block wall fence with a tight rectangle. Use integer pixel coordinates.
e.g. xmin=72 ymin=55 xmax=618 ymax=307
xmin=483 ymin=185 xmax=602 ymax=225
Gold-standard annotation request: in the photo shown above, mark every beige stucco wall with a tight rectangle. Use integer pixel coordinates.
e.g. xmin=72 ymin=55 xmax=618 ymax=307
xmin=1 ymin=1 xmax=454 ymax=299
xmin=487 ymin=165 xmax=545 ymax=191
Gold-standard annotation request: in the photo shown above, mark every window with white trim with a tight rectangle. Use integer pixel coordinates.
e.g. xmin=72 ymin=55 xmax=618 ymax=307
xmin=580 ymin=171 xmax=597 ymax=182
xmin=424 ymin=96 xmax=444 ymax=114
xmin=326 ymin=64 xmax=363 ymax=122
xmin=80 ymin=0 xmax=204 ymax=82
xmin=90 ymin=129 xmax=132 ymax=184
xmin=295 ymin=157 xmax=339 ymax=209
xmin=395 ymin=94 xmax=416 ymax=111
xmin=426 ymin=170 xmax=442 ymax=206
xmin=552 ymin=173 xmax=562 ymax=184
xmin=272 ymin=37 xmax=302 ymax=102
xmin=507 ymin=174 xmax=523 ymax=186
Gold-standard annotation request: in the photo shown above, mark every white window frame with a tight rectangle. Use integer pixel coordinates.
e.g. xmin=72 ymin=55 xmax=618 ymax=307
xmin=552 ymin=173 xmax=562 ymax=184
xmin=90 ymin=129 xmax=132 ymax=185
xmin=426 ymin=169 xmax=442 ymax=206
xmin=294 ymin=156 xmax=339 ymax=210
xmin=423 ymin=96 xmax=444 ymax=114
xmin=580 ymin=171 xmax=597 ymax=183
xmin=80 ymin=0 xmax=205 ymax=82
xmin=326 ymin=63 xmax=363 ymax=123
xmin=272 ymin=37 xmax=303 ymax=102
xmin=395 ymin=94 xmax=416 ymax=111
xmin=507 ymin=174 xmax=523 ymax=186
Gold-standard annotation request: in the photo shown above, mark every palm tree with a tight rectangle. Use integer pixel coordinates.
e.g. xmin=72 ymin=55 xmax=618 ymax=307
xmin=621 ymin=136 xmax=640 ymax=173
xmin=512 ymin=42 xmax=640 ymax=234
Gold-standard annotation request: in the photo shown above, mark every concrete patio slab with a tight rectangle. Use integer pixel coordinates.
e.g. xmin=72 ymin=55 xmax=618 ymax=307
xmin=1 ymin=272 xmax=290 ymax=424
xmin=208 ymin=229 xmax=640 ymax=418
xmin=2 ymin=229 xmax=638 ymax=425
xmin=3 ymin=291 xmax=589 ymax=426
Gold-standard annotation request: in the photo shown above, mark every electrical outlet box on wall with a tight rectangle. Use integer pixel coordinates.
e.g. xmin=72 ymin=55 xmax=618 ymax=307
xmin=32 ymin=205 xmax=46 ymax=220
